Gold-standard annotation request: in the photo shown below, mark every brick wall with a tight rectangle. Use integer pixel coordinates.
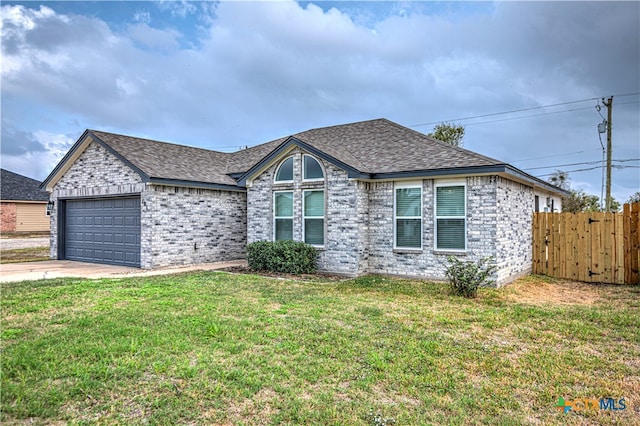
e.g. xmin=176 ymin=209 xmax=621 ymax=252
xmin=495 ymin=177 xmax=534 ymax=284
xmin=367 ymin=176 xmax=498 ymax=282
xmin=247 ymin=156 xmax=535 ymax=284
xmin=0 ymin=202 xmax=17 ymax=232
xmin=247 ymin=148 xmax=366 ymax=275
xmin=142 ymin=186 xmax=246 ymax=268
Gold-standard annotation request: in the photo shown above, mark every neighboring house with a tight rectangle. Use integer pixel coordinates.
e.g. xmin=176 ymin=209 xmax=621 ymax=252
xmin=1 ymin=169 xmax=50 ymax=233
xmin=41 ymin=119 xmax=566 ymax=285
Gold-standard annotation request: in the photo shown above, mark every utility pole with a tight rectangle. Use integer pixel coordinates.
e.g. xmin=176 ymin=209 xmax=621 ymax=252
xmin=603 ymin=96 xmax=613 ymax=211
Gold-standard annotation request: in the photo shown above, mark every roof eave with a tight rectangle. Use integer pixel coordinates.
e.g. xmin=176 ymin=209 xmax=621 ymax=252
xmin=369 ymin=164 xmax=509 ymax=180
xmin=148 ymin=177 xmax=245 ymax=192
xmin=365 ymin=164 xmax=569 ymax=196
xmin=502 ymin=165 xmax=571 ymax=196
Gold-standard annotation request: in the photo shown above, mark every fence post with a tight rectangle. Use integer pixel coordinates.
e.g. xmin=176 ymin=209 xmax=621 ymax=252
xmin=624 ymin=202 xmax=640 ymax=284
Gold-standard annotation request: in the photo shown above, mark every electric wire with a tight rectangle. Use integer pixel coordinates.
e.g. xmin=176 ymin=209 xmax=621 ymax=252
xmin=535 ymin=164 xmax=639 ymax=178
xmin=408 ymin=92 xmax=640 ymax=128
xmin=524 ymin=159 xmax=639 ymax=171
xmin=510 ymin=149 xmax=602 ymax=163
xmin=463 ymin=106 xmax=594 ymax=127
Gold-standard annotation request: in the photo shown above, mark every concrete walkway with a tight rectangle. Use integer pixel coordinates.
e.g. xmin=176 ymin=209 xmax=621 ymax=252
xmin=0 ymin=260 xmax=246 ymax=283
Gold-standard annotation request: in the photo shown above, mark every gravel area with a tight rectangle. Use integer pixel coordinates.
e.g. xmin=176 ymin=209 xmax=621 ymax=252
xmin=1 ymin=238 xmax=50 ymax=250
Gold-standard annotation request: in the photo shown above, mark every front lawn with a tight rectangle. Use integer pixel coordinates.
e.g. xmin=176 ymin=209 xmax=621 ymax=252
xmin=1 ymin=273 xmax=638 ymax=425
xmin=0 ymin=246 xmax=50 ymax=264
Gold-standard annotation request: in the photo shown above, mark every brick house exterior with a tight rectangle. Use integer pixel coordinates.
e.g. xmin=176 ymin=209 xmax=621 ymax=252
xmin=42 ymin=119 xmax=566 ymax=284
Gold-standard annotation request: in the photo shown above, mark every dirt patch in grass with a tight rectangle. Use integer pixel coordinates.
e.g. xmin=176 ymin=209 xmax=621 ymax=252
xmin=0 ymin=246 xmax=50 ymax=263
xmin=0 ymin=232 xmax=50 ymax=239
xmin=502 ymin=275 xmax=638 ymax=306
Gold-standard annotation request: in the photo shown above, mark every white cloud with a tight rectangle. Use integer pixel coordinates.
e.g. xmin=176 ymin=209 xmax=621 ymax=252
xmin=1 ymin=0 xmax=638 ymax=198
xmin=157 ymin=0 xmax=197 ymax=18
xmin=1 ymin=131 xmax=74 ymax=181
xmin=134 ymin=11 xmax=151 ymax=24
xmin=127 ymin=23 xmax=181 ymax=50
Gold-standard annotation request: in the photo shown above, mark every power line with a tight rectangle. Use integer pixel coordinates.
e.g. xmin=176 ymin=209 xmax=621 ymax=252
xmin=612 ymin=92 xmax=640 ymax=98
xmin=510 ymin=148 xmax=602 ymax=163
xmin=535 ymin=164 xmax=639 ymax=177
xmin=408 ymin=92 xmax=640 ymax=128
xmin=524 ymin=159 xmax=639 ymax=171
xmin=464 ymin=106 xmax=594 ymax=127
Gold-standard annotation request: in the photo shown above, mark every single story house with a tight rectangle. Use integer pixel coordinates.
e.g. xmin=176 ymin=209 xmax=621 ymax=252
xmin=41 ymin=119 xmax=567 ymax=285
xmin=1 ymin=169 xmax=50 ymax=233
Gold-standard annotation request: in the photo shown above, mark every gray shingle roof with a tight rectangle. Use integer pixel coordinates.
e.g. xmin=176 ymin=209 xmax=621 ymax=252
xmin=1 ymin=169 xmax=49 ymax=201
xmin=90 ymin=130 xmax=237 ymax=186
xmin=291 ymin=118 xmax=504 ymax=174
xmin=67 ymin=119 xmax=557 ymax=193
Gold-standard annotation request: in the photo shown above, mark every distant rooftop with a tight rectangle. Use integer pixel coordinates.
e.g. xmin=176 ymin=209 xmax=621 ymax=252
xmin=1 ymin=169 xmax=50 ymax=201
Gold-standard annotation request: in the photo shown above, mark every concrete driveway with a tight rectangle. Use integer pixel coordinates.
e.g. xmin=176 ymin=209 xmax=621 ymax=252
xmin=0 ymin=260 xmax=246 ymax=283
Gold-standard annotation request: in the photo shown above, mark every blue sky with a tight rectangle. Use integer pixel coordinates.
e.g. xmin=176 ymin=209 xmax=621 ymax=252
xmin=1 ymin=1 xmax=639 ymax=203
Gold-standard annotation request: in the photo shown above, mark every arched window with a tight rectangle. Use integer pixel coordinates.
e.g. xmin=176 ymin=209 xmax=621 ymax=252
xmin=275 ymin=157 xmax=294 ymax=182
xmin=303 ymin=155 xmax=324 ymax=181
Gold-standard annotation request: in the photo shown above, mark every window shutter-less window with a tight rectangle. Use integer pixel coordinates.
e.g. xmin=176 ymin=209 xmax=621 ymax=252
xmin=303 ymin=156 xmax=324 ymax=180
xmin=275 ymin=157 xmax=293 ymax=182
xmin=304 ymin=190 xmax=324 ymax=245
xmin=436 ymin=186 xmax=465 ymax=250
xmin=274 ymin=192 xmax=293 ymax=241
xmin=395 ymin=187 xmax=422 ymax=248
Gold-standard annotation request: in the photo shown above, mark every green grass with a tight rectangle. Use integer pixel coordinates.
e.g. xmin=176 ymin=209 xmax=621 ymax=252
xmin=1 ymin=273 xmax=638 ymax=425
xmin=0 ymin=246 xmax=50 ymax=263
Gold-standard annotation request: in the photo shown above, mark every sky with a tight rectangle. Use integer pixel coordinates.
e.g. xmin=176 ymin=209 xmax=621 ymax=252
xmin=1 ymin=0 xmax=639 ymax=204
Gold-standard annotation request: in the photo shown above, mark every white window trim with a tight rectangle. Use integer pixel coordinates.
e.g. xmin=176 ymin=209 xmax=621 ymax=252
xmin=302 ymin=154 xmax=325 ymax=182
xmin=302 ymin=189 xmax=325 ymax=247
xmin=434 ymin=180 xmax=467 ymax=252
xmin=274 ymin=156 xmax=295 ymax=184
xmin=394 ymin=182 xmax=423 ymax=250
xmin=273 ymin=190 xmax=294 ymax=241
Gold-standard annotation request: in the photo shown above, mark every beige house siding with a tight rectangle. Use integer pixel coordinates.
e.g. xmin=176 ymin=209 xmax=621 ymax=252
xmin=15 ymin=202 xmax=49 ymax=232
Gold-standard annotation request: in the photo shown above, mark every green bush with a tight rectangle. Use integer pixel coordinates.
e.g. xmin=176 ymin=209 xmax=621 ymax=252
xmin=247 ymin=240 xmax=317 ymax=274
xmin=445 ymin=256 xmax=496 ymax=298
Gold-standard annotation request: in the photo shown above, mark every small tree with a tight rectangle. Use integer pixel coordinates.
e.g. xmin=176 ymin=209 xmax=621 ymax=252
xmin=626 ymin=191 xmax=640 ymax=204
xmin=548 ymin=170 xmax=570 ymax=190
xmin=562 ymin=189 xmax=621 ymax=213
xmin=427 ymin=122 xmax=465 ymax=147
xmin=604 ymin=196 xmax=621 ymax=212
xmin=563 ymin=189 xmax=600 ymax=213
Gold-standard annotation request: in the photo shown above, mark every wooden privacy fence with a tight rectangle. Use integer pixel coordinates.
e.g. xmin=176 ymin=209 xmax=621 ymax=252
xmin=532 ymin=202 xmax=640 ymax=284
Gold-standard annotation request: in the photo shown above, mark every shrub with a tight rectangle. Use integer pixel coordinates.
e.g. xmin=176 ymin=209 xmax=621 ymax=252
xmin=246 ymin=240 xmax=317 ymax=274
xmin=445 ymin=256 xmax=496 ymax=298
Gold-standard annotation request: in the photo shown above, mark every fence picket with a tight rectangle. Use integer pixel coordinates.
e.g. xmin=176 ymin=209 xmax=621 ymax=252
xmin=532 ymin=203 xmax=639 ymax=284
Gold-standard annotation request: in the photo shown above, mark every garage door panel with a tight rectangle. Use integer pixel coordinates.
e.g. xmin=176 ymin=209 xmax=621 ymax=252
xmin=65 ymin=197 xmax=140 ymax=267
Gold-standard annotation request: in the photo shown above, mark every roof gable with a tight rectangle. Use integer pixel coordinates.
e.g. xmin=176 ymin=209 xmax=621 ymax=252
xmin=41 ymin=130 xmax=148 ymax=191
xmin=1 ymin=169 xmax=49 ymax=201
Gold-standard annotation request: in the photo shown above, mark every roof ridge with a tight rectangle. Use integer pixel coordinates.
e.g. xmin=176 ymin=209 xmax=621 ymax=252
xmin=380 ymin=119 xmax=507 ymax=165
xmin=89 ymin=129 xmax=232 ymax=157
xmin=1 ymin=168 xmax=43 ymax=184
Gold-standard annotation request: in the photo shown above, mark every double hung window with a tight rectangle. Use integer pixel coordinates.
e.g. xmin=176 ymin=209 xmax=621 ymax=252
xmin=274 ymin=191 xmax=293 ymax=241
xmin=435 ymin=184 xmax=466 ymax=251
xmin=303 ymin=190 xmax=324 ymax=245
xmin=395 ymin=185 xmax=422 ymax=249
